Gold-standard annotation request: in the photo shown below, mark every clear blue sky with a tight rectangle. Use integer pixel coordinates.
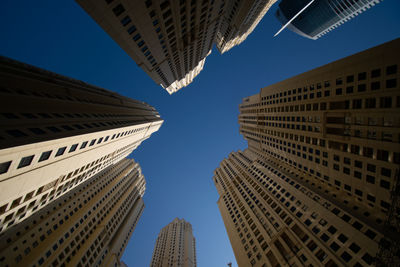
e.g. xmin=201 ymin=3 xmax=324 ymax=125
xmin=1 ymin=1 xmax=399 ymax=266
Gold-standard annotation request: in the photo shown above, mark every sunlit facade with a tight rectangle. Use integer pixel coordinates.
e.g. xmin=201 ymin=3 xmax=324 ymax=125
xmin=216 ymin=0 xmax=277 ymax=54
xmin=214 ymin=39 xmax=400 ymax=266
xmin=0 ymin=158 xmax=146 ymax=267
xmin=76 ymin=0 xmax=224 ymax=94
xmin=0 ymin=56 xmax=163 ymax=233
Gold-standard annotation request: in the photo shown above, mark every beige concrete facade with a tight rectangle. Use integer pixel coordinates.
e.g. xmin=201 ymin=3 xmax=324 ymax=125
xmin=0 ymin=56 xmax=163 ymax=233
xmin=76 ymin=0 xmax=224 ymax=94
xmin=150 ymin=218 xmax=197 ymax=267
xmin=215 ymin=0 xmax=277 ymax=54
xmin=214 ymin=39 xmax=400 ymax=266
xmin=0 ymin=158 xmax=146 ymax=267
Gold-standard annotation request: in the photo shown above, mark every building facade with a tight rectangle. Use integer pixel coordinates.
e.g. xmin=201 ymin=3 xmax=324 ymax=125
xmin=214 ymin=39 xmax=400 ymax=266
xmin=0 ymin=56 xmax=163 ymax=233
xmin=76 ymin=0 xmax=224 ymax=94
xmin=0 ymin=158 xmax=146 ymax=267
xmin=275 ymin=0 xmax=382 ymax=40
xmin=150 ymin=218 xmax=197 ymax=267
xmin=215 ymin=0 xmax=276 ymax=54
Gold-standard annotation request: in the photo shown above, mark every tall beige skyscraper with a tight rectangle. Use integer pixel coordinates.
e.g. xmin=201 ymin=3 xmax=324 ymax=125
xmin=150 ymin=218 xmax=197 ymax=267
xmin=214 ymin=39 xmax=400 ymax=266
xmin=76 ymin=0 xmax=224 ymax=94
xmin=75 ymin=0 xmax=278 ymax=93
xmin=0 ymin=56 xmax=163 ymax=233
xmin=215 ymin=0 xmax=277 ymax=54
xmin=0 ymin=158 xmax=146 ymax=267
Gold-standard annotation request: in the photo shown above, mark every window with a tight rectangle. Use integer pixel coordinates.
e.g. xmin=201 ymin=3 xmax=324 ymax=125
xmin=358 ymin=72 xmax=366 ymax=81
xmin=80 ymin=142 xmax=88 ymax=149
xmin=338 ymin=234 xmax=348 ymax=243
xmin=380 ymin=97 xmax=392 ymax=108
xmin=6 ymin=129 xmax=27 ymax=138
xmin=55 ymin=147 xmax=66 ymax=157
xmin=39 ymin=151 xmax=52 ymax=162
xmin=69 ymin=144 xmax=78 ymax=153
xmin=121 ymin=16 xmax=131 ymax=26
xmin=366 ymin=175 xmax=375 ymax=184
xmin=89 ymin=139 xmax=96 ymax=146
xmin=365 ymin=98 xmax=376 ymax=108
xmin=0 ymin=161 xmax=12 ymax=174
xmin=127 ymin=25 xmax=137 ymax=35
xmin=112 ymin=4 xmax=125 ymax=16
xmin=341 ymin=252 xmax=352 ymax=262
xmin=386 ymin=64 xmax=397 ymax=75
xmin=18 ymin=155 xmax=34 ymax=168
xmin=330 ymin=242 xmax=339 ymax=251
xmin=328 ymin=226 xmax=337 ymax=234
xmin=381 ymin=167 xmax=391 ymax=178
xmin=386 ymin=79 xmax=397 ymax=88
xmin=29 ymin=128 xmax=46 ymax=135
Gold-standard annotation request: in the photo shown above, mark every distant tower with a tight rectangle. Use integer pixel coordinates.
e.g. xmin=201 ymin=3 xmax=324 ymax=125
xmin=214 ymin=39 xmax=400 ymax=266
xmin=0 ymin=56 xmax=163 ymax=233
xmin=150 ymin=218 xmax=197 ymax=267
xmin=275 ymin=0 xmax=382 ymax=39
xmin=215 ymin=0 xmax=277 ymax=54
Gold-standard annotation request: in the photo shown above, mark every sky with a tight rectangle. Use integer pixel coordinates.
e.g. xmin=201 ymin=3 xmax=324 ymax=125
xmin=1 ymin=1 xmax=399 ymax=266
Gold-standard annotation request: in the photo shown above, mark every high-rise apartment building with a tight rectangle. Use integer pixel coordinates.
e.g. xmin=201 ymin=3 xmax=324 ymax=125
xmin=0 ymin=158 xmax=146 ymax=267
xmin=215 ymin=0 xmax=277 ymax=54
xmin=275 ymin=0 xmax=382 ymax=40
xmin=0 ymin=56 xmax=163 ymax=233
xmin=76 ymin=0 xmax=224 ymax=94
xmin=214 ymin=39 xmax=400 ymax=266
xmin=150 ymin=218 xmax=197 ymax=267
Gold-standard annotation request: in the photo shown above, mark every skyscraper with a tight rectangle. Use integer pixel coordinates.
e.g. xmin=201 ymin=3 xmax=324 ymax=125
xmin=215 ymin=0 xmax=277 ymax=54
xmin=150 ymin=218 xmax=197 ymax=267
xmin=0 ymin=56 xmax=163 ymax=233
xmin=76 ymin=0 xmax=224 ymax=94
xmin=275 ymin=0 xmax=382 ymax=40
xmin=0 ymin=158 xmax=146 ymax=267
xmin=214 ymin=39 xmax=400 ymax=266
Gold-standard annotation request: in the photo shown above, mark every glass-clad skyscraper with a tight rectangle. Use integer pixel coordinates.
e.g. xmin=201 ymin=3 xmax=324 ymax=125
xmin=276 ymin=0 xmax=381 ymax=40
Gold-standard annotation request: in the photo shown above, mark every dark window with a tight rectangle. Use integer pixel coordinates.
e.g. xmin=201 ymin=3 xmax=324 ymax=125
xmin=358 ymin=72 xmax=366 ymax=81
xmin=386 ymin=64 xmax=397 ymax=75
xmin=0 ymin=161 xmax=12 ymax=174
xmin=381 ymin=167 xmax=391 ymax=177
xmin=112 ymin=4 xmax=125 ymax=16
xmin=320 ymin=233 xmax=329 ymax=242
xmin=47 ymin=126 xmax=61 ymax=133
xmin=89 ymin=139 xmax=96 ymax=146
xmin=357 ymin=84 xmax=366 ymax=92
xmin=362 ymin=253 xmax=374 ymax=265
xmin=336 ymin=88 xmax=342 ymax=95
xmin=355 ymin=189 xmax=363 ymax=196
xmin=338 ymin=234 xmax=348 ymax=243
xmin=69 ymin=144 xmax=78 ymax=153
xmin=18 ymin=155 xmax=34 ymax=168
xmin=127 ymin=25 xmax=137 ymax=35
xmin=367 ymin=194 xmax=376 ymax=202
xmin=346 ymin=86 xmax=354 ymax=93
xmin=39 ymin=151 xmax=52 ymax=162
xmin=121 ymin=16 xmax=131 ymax=26
xmin=352 ymin=221 xmax=363 ymax=230
xmin=29 ymin=128 xmax=46 ymax=135
xmin=80 ymin=142 xmax=88 ymax=149
xmin=380 ymin=97 xmax=392 ymax=108
xmin=328 ymin=226 xmax=337 ymax=234
xmin=367 ymin=164 xmax=376 ymax=172
xmin=365 ymin=230 xmax=377 ymax=240
xmin=346 ymin=75 xmax=354 ymax=83
xmin=386 ymin=79 xmax=397 ymax=88
xmin=6 ymin=129 xmax=27 ymax=138
xmin=341 ymin=252 xmax=352 ymax=262
xmin=366 ymin=175 xmax=375 ymax=184
xmin=55 ymin=147 xmax=66 ymax=157
xmin=330 ymin=242 xmax=339 ymax=251
xmin=371 ymin=81 xmax=380 ymax=90
xmin=365 ymin=98 xmax=376 ymax=108
xmin=371 ymin=69 xmax=381 ymax=78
